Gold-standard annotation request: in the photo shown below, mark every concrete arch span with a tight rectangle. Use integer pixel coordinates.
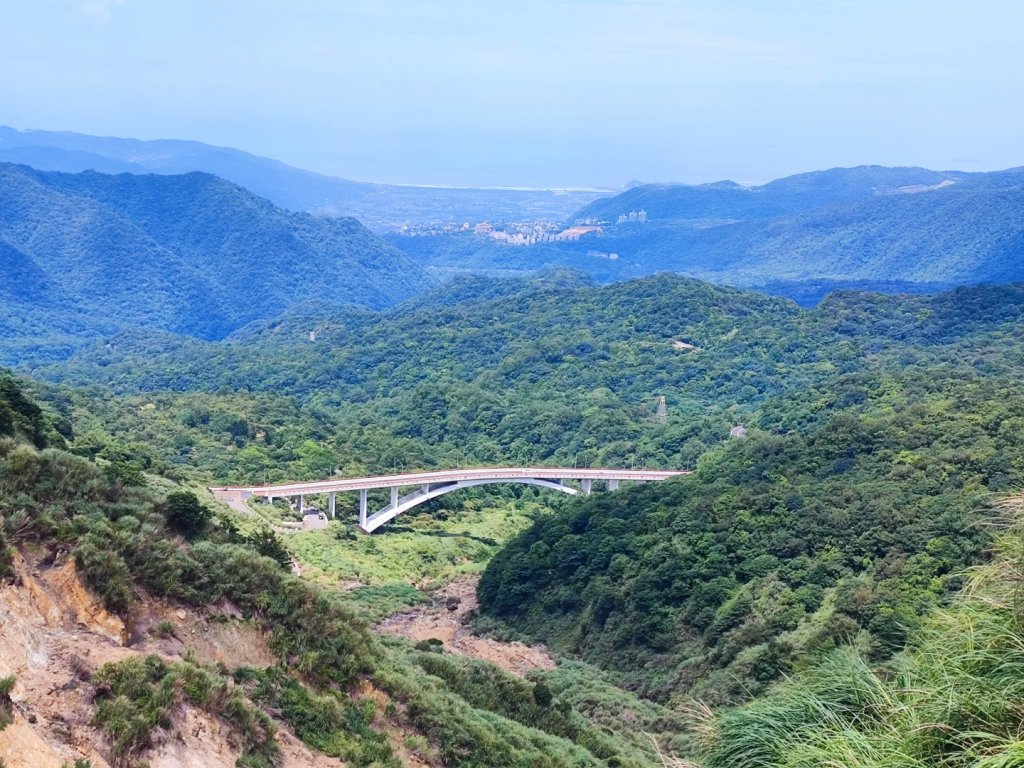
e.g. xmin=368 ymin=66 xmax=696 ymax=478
xmin=360 ymin=477 xmax=578 ymax=533
xmin=210 ymin=466 xmax=690 ymax=534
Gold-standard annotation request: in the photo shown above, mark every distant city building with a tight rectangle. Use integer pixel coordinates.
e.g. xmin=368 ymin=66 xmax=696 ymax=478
xmin=617 ymin=210 xmax=648 ymax=224
xmin=398 ymin=218 xmax=597 ymax=247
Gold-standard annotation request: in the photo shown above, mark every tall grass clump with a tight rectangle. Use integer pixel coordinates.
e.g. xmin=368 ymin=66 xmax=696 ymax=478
xmin=0 ymin=527 xmax=12 ymax=581
xmin=240 ymin=665 xmax=398 ymax=767
xmin=372 ymin=640 xmax=652 ymax=768
xmin=0 ymin=675 xmax=14 ymax=730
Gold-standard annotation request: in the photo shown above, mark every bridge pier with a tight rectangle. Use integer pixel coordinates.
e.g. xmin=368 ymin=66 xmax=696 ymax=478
xmin=607 ymin=479 xmax=619 ymax=491
xmin=391 ymin=487 xmax=399 ymax=506
xmin=328 ymin=492 xmax=336 ymax=518
xmin=296 ymin=495 xmax=304 ymax=513
xmin=359 ymin=489 xmax=368 ymax=528
xmin=581 ymin=479 xmax=592 ymax=495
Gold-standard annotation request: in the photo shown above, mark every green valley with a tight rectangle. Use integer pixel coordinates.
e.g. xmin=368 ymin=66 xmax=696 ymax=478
xmin=3 ymin=140 xmax=1024 ymax=768
xmin=2 ymin=267 xmax=1023 ymax=765
xmin=6 ymin=4 xmax=1024 ymax=766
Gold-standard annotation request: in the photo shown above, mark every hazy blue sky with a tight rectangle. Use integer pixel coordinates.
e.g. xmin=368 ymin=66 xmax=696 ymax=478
xmin=2 ymin=1 xmax=1022 ymax=187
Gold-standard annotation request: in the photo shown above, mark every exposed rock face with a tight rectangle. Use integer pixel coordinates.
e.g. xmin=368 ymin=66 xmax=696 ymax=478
xmin=48 ymin=559 xmax=129 ymax=645
xmin=0 ymin=550 xmax=339 ymax=768
xmin=0 ymin=714 xmax=89 ymax=768
xmin=0 ymin=553 xmax=125 ymax=767
xmin=146 ymin=707 xmax=240 ymax=768
xmin=143 ymin=605 xmax=276 ymax=670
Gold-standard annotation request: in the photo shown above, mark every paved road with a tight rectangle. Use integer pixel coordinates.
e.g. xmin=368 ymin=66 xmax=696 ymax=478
xmin=213 ymin=466 xmax=690 ymax=499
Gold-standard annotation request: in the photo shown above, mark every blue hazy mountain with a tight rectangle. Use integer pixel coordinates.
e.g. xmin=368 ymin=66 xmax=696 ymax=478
xmin=390 ymin=165 xmax=1024 ymax=294
xmin=0 ymin=163 xmax=425 ymax=357
xmin=568 ymin=166 xmax=1024 ymax=284
xmin=0 ymin=126 xmax=608 ymax=229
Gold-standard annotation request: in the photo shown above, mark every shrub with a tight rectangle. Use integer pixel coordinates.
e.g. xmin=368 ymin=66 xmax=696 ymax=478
xmin=150 ymin=620 xmax=176 ymax=639
xmin=0 ymin=529 xmax=12 ymax=582
xmin=74 ymin=536 xmax=135 ymax=615
xmin=0 ymin=674 xmax=14 ymax=730
xmin=532 ymin=681 xmax=553 ymax=707
xmin=157 ymin=492 xmax=212 ymax=539
xmin=92 ymin=656 xmax=277 ymax=766
xmin=244 ymin=666 xmax=396 ymax=766
xmin=243 ymin=528 xmax=292 ymax=570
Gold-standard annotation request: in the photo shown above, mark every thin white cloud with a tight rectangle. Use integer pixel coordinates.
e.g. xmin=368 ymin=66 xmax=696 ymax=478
xmin=82 ymin=0 xmax=124 ymax=24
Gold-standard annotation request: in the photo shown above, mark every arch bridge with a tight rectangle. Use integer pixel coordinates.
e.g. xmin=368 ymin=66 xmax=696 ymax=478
xmin=211 ymin=466 xmax=689 ymax=533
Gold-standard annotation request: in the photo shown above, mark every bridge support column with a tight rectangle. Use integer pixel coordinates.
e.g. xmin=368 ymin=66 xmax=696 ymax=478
xmin=328 ymin=493 xmax=336 ymax=519
xmin=359 ymin=489 xmax=368 ymax=528
xmin=267 ymin=496 xmax=274 ymax=505
xmin=391 ymin=487 xmax=399 ymax=507
xmin=296 ymin=495 xmax=304 ymax=513
xmin=607 ymin=479 xmax=619 ymax=492
xmin=581 ymin=479 xmax=592 ymax=495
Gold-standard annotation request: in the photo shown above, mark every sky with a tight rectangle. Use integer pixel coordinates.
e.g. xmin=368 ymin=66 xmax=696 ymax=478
xmin=1 ymin=1 xmax=1023 ymax=188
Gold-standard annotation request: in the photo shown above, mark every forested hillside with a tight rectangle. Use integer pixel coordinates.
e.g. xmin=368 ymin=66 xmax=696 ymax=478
xmin=699 ymin=497 xmax=1024 ymax=768
xmin=21 ymin=274 xmax=853 ymax=481
xmin=0 ymin=163 xmax=425 ymax=360
xmin=572 ymin=166 xmax=957 ymax=222
xmin=23 ymin=275 xmax=1024 ymax=482
xmin=478 ymin=367 xmax=1020 ymax=702
xmin=454 ymin=280 xmax=1024 ymax=704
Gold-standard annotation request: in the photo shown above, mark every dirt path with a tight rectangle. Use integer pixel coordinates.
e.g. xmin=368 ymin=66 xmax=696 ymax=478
xmin=375 ymin=575 xmax=555 ymax=676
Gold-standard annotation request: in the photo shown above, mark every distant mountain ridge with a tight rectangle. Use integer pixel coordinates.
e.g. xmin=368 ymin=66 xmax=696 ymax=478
xmin=0 ymin=163 xmax=424 ymax=355
xmin=571 ymin=166 xmax=968 ymax=222
xmin=390 ymin=164 xmax=1024 ymax=292
xmin=570 ymin=164 xmax=1024 ymax=222
xmin=0 ymin=125 xmax=608 ymax=228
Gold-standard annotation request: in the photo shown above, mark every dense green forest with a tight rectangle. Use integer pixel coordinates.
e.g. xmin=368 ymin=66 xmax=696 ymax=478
xmin=456 ymin=280 xmax=1024 ymax=702
xmin=25 ymin=274 xmax=1024 ymax=486
xmin=478 ymin=367 xmax=1021 ymax=701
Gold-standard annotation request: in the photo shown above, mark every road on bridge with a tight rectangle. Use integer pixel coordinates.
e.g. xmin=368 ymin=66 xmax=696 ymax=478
xmin=211 ymin=466 xmax=690 ymax=533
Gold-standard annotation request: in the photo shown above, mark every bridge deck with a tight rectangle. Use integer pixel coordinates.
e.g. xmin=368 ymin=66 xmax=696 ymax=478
xmin=213 ymin=466 xmax=689 ymax=498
